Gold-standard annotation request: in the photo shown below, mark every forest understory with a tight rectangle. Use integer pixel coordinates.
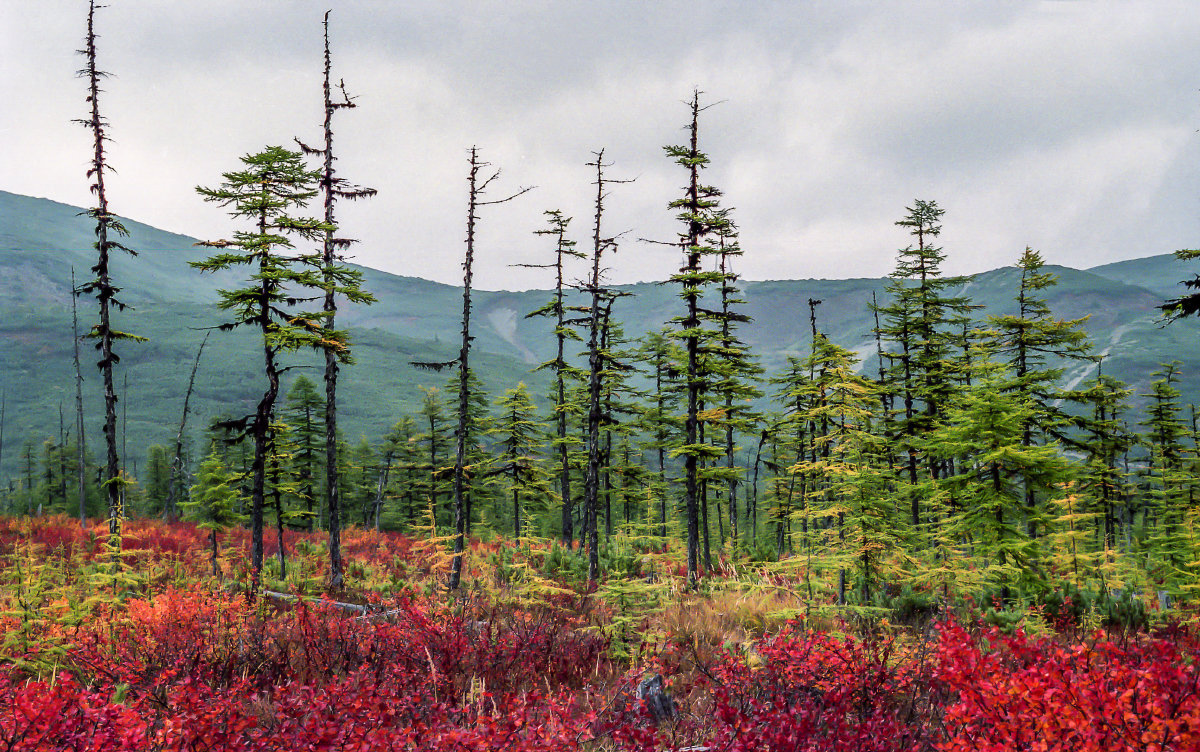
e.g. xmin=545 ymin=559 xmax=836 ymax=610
xmin=2 ymin=515 xmax=1199 ymax=751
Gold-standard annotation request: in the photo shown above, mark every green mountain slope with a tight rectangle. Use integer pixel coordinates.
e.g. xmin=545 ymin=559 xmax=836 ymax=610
xmin=0 ymin=191 xmax=545 ymax=481
xmin=1087 ymin=253 xmax=1199 ymax=301
xmin=1 ymin=189 xmax=1196 ymax=482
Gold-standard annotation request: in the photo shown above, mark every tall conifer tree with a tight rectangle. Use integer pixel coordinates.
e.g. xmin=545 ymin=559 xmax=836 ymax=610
xmin=416 ymin=148 xmax=529 ymax=590
xmin=76 ymin=0 xmax=142 ymax=544
xmin=987 ymin=247 xmax=1093 ymax=536
xmin=664 ymin=91 xmax=731 ymax=588
xmin=877 ymin=200 xmax=973 ymax=531
xmin=295 ymin=11 xmax=377 ymax=590
xmin=192 ymin=146 xmax=331 ymax=592
xmin=526 ymin=211 xmax=586 ymax=545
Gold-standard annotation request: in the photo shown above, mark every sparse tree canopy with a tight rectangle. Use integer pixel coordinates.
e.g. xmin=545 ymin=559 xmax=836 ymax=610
xmin=192 ymin=144 xmax=332 ymax=592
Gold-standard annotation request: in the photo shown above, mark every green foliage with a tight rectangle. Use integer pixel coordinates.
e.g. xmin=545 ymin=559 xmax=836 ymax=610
xmin=0 ymin=540 xmax=78 ymax=677
xmin=589 ymin=577 xmax=672 ymax=661
xmin=181 ymin=452 xmax=245 ymax=576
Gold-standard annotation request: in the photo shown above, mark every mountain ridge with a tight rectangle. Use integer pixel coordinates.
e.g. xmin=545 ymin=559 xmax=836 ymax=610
xmin=1 ymin=189 xmax=1196 ymax=481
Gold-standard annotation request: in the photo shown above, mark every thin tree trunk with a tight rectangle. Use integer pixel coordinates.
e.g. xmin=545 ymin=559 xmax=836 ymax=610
xmin=59 ymin=404 xmax=68 ymax=509
xmin=166 ymin=333 xmax=208 ymax=522
xmin=449 ymin=150 xmax=481 ymax=591
xmin=81 ymin=1 xmax=124 ymax=546
xmin=373 ymin=451 xmax=392 ymax=531
xmin=247 ymin=203 xmax=278 ymax=595
xmin=584 ymin=151 xmax=609 ymax=583
xmin=0 ymin=391 xmax=6 ymax=518
xmin=72 ymin=270 xmax=87 ymax=528
xmin=210 ymin=530 xmax=221 ymax=577
xmin=271 ymin=448 xmax=287 ymax=580
xmin=318 ymin=14 xmax=344 ymax=590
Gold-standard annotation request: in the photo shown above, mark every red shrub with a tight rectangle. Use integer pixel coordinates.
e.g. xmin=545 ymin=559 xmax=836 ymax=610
xmin=610 ymin=625 xmax=938 ymax=752
xmin=935 ymin=620 xmax=1200 ymax=752
xmin=0 ymin=673 xmax=147 ymax=751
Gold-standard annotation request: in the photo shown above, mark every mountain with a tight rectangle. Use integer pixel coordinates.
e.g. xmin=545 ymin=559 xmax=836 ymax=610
xmin=1 ymin=189 xmax=1197 ymax=481
xmin=0 ymin=191 xmax=545 ymax=481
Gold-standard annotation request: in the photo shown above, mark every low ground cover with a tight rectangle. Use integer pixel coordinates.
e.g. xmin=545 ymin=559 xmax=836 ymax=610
xmin=1 ymin=516 xmax=1197 ymax=751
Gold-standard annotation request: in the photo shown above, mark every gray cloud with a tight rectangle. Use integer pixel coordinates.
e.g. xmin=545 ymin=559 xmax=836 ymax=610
xmin=2 ymin=0 xmax=1197 ymax=290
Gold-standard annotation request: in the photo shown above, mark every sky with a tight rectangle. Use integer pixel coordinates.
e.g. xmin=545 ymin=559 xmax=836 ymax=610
xmin=2 ymin=1 xmax=1199 ymax=291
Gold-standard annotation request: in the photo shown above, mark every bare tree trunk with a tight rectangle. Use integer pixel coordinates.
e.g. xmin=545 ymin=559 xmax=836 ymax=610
xmin=0 ymin=391 xmax=6 ymax=518
xmin=584 ymin=150 xmax=610 ymax=583
xmin=299 ymin=11 xmax=377 ymax=590
xmin=449 ymin=150 xmax=481 ymax=591
xmin=372 ymin=451 xmax=392 ymax=531
xmin=80 ymin=0 xmax=125 ymax=547
xmin=270 ymin=446 xmax=287 ymax=581
xmin=166 ymin=333 xmax=208 ymax=522
xmin=319 ymin=15 xmax=345 ymax=591
xmin=210 ymin=530 xmax=221 ymax=577
xmin=59 ymin=404 xmax=68 ymax=509
xmin=72 ymin=270 xmax=87 ymax=528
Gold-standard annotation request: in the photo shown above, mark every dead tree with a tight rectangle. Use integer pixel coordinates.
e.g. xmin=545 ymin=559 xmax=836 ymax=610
xmin=165 ymin=333 xmax=209 ymax=522
xmin=580 ymin=149 xmax=632 ymax=582
xmin=71 ymin=269 xmax=87 ymax=527
xmin=295 ymin=10 xmax=378 ymax=591
xmin=523 ymin=210 xmax=585 ymax=546
xmin=415 ymin=147 xmax=530 ymax=591
xmin=75 ymin=0 xmax=141 ymax=544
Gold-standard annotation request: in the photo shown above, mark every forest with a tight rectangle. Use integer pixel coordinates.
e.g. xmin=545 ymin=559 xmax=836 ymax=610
xmin=3 ymin=3 xmax=1200 ymax=750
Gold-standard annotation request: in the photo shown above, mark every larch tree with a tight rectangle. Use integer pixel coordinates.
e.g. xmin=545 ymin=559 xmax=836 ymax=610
xmin=1075 ymin=366 xmax=1135 ymax=554
xmin=635 ymin=329 xmax=682 ymax=538
xmin=415 ymin=148 xmax=530 ymax=591
xmin=282 ymin=375 xmax=325 ymax=530
xmin=417 ymin=385 xmax=452 ymax=527
xmin=929 ymin=360 xmax=1074 ymax=602
xmin=192 ymin=145 xmax=332 ymax=593
xmin=1140 ymin=362 xmax=1198 ymax=591
xmin=877 ymin=200 xmax=973 ymax=533
xmin=593 ymin=301 xmax=638 ymax=542
xmin=294 ymin=10 xmax=377 ymax=591
xmin=379 ymin=417 xmax=422 ymax=528
xmin=580 ymin=149 xmax=631 ymax=582
xmin=490 ymin=383 xmax=552 ymax=539
xmin=75 ymin=0 xmax=142 ymax=545
xmin=183 ymin=451 xmax=245 ymax=578
xmin=525 ymin=210 xmax=586 ymax=546
xmin=987 ymin=247 xmax=1093 ymax=537
xmin=662 ymin=91 xmax=731 ymax=588
xmin=791 ymin=335 xmax=898 ymax=605
xmin=710 ymin=213 xmax=762 ymax=545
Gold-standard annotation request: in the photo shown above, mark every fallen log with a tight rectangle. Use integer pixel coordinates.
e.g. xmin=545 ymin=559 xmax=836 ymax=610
xmin=261 ymin=589 xmax=372 ymax=616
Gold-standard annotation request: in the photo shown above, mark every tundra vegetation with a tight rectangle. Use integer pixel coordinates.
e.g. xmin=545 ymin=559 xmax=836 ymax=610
xmin=3 ymin=6 xmax=1200 ymax=751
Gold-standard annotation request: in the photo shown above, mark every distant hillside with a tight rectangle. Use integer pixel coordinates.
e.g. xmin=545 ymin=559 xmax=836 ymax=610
xmin=1 ymin=189 xmax=1197 ymax=480
xmin=0 ymin=191 xmax=546 ymax=481
xmin=1087 ymin=253 xmax=1199 ymax=301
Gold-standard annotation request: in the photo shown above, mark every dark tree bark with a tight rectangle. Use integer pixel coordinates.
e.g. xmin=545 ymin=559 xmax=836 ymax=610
xmin=76 ymin=0 xmax=139 ymax=547
xmin=422 ymin=148 xmax=530 ymax=591
xmin=71 ymin=269 xmax=87 ymax=528
xmin=165 ymin=333 xmax=208 ymax=522
xmin=582 ymin=149 xmax=631 ymax=583
xmin=296 ymin=11 xmax=378 ymax=591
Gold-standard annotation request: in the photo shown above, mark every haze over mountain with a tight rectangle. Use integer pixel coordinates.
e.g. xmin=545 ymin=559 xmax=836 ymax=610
xmin=1 ymin=189 xmax=1196 ymax=480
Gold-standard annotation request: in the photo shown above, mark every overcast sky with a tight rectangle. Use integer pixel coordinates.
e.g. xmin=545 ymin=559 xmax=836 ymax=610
xmin=3 ymin=1 xmax=1198 ymax=290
